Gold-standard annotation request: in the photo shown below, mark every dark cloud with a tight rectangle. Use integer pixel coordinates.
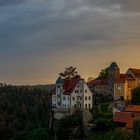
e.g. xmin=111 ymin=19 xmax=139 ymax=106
xmin=0 ymin=0 xmax=26 ymax=6
xmin=0 ymin=0 xmax=140 ymax=84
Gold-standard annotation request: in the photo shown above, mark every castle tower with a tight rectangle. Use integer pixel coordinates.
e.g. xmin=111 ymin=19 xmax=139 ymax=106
xmin=55 ymin=76 xmax=64 ymax=108
xmin=108 ymin=62 xmax=120 ymax=96
xmin=108 ymin=62 xmax=120 ymax=80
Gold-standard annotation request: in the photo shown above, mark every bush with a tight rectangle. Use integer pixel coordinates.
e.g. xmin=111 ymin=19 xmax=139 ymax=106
xmin=133 ymin=117 xmax=140 ymax=140
xmin=56 ymin=112 xmax=85 ymax=140
xmin=90 ymin=129 xmax=133 ymax=140
xmin=11 ymin=128 xmax=52 ymax=140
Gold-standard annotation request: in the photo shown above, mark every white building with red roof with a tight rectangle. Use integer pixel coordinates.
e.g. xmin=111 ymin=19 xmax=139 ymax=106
xmin=52 ymin=76 xmax=93 ymax=110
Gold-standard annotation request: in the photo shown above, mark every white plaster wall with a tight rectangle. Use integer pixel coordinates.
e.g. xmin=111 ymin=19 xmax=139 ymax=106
xmin=71 ymin=80 xmax=83 ymax=109
xmin=61 ymin=95 xmax=70 ymax=108
xmin=83 ymin=81 xmax=93 ymax=109
xmin=52 ymin=95 xmax=57 ymax=107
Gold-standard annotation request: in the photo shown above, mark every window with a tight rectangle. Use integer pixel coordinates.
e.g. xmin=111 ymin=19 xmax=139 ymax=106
xmin=63 ymin=96 xmax=66 ymax=101
xmin=85 ymin=96 xmax=87 ymax=100
xmin=85 ymin=90 xmax=87 ymax=93
xmin=67 ymin=96 xmax=70 ymax=101
xmin=74 ymin=104 xmax=76 ymax=108
xmin=75 ymin=90 xmax=79 ymax=93
xmin=85 ymin=104 xmax=87 ymax=108
xmin=57 ymin=85 xmax=60 ymax=88
xmin=89 ymin=104 xmax=91 ymax=108
xmin=89 ymin=96 xmax=91 ymax=100
xmin=53 ymin=96 xmax=56 ymax=101
xmin=73 ymin=97 xmax=75 ymax=101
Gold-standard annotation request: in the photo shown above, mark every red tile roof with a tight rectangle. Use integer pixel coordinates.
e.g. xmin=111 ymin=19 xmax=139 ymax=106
xmin=88 ymin=79 xmax=108 ymax=86
xmin=113 ymin=112 xmax=132 ymax=123
xmin=113 ymin=112 xmax=134 ymax=128
xmin=63 ymin=78 xmax=81 ymax=95
xmin=115 ymin=74 xmax=134 ymax=83
xmin=129 ymin=68 xmax=140 ymax=77
xmin=51 ymin=78 xmax=81 ymax=95
xmin=125 ymin=105 xmax=140 ymax=112
xmin=113 ymin=105 xmax=140 ymax=128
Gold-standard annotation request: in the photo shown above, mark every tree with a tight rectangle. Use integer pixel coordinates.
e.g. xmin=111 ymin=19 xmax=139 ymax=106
xmin=59 ymin=66 xmax=80 ymax=80
xmin=87 ymin=77 xmax=94 ymax=82
xmin=131 ymin=87 xmax=140 ymax=104
xmin=56 ymin=112 xmax=85 ymax=140
xmin=133 ymin=117 xmax=140 ymax=140
xmin=96 ymin=67 xmax=109 ymax=80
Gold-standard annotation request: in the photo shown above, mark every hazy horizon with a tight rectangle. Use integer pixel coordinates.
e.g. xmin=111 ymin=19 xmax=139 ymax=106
xmin=0 ymin=0 xmax=140 ymax=85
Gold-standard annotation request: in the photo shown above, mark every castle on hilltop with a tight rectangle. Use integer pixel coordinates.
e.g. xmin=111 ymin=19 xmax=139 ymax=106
xmin=52 ymin=77 xmax=93 ymax=110
xmin=88 ymin=62 xmax=140 ymax=101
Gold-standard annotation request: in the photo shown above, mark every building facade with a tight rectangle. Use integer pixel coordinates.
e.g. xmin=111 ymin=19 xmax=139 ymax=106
xmin=52 ymin=77 xmax=93 ymax=110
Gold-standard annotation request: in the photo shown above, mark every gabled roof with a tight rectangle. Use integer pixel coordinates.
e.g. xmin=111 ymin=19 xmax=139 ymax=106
xmin=128 ymin=68 xmax=140 ymax=77
xmin=113 ymin=112 xmax=132 ymax=123
xmin=125 ymin=105 xmax=140 ymax=112
xmin=63 ymin=78 xmax=81 ymax=95
xmin=115 ymin=74 xmax=134 ymax=83
xmin=109 ymin=62 xmax=120 ymax=71
xmin=88 ymin=79 xmax=108 ymax=87
xmin=113 ymin=112 xmax=134 ymax=128
xmin=51 ymin=77 xmax=83 ymax=95
xmin=113 ymin=105 xmax=140 ymax=128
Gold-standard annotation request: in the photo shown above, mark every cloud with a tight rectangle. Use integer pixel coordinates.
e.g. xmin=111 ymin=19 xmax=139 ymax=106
xmin=0 ymin=0 xmax=140 ymax=84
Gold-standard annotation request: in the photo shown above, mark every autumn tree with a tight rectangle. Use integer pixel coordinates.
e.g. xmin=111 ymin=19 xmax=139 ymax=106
xmin=59 ymin=66 xmax=80 ymax=80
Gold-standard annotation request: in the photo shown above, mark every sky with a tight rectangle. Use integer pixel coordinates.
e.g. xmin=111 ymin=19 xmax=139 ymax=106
xmin=0 ymin=0 xmax=140 ymax=85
